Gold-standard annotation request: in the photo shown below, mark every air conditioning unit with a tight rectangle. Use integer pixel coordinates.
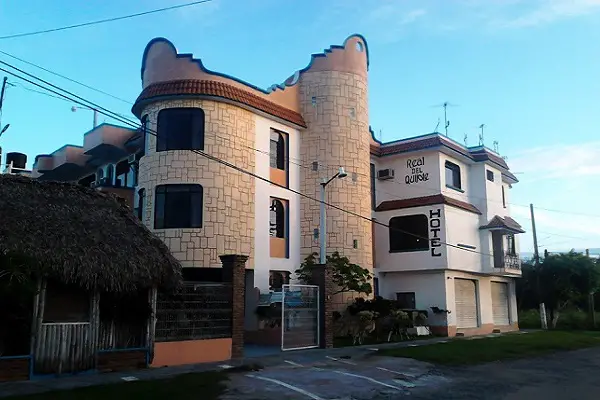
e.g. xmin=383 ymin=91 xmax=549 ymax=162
xmin=377 ymin=168 xmax=395 ymax=180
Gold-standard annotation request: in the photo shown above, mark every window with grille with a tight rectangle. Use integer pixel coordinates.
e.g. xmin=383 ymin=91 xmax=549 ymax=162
xmin=156 ymin=108 xmax=205 ymax=152
xmin=155 ymin=184 xmax=203 ymax=229
xmin=270 ymin=130 xmax=286 ymax=170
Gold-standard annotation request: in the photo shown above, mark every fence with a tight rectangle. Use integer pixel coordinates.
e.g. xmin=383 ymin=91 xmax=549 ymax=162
xmin=155 ymin=282 xmax=232 ymax=342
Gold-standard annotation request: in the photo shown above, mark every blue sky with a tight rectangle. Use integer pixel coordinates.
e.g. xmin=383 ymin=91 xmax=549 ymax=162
xmin=0 ymin=0 xmax=599 ymax=253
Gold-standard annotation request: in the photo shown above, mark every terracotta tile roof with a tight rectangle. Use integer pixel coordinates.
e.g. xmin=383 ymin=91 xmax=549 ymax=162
xmin=133 ymin=80 xmax=306 ymax=128
xmin=371 ymin=135 xmax=511 ymax=172
xmin=480 ymin=215 xmax=525 ymax=233
xmin=375 ymin=194 xmax=481 ymax=215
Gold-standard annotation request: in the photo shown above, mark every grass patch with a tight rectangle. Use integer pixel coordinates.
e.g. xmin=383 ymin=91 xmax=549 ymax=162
xmin=379 ymin=331 xmax=600 ymax=365
xmin=6 ymin=371 xmax=228 ymax=400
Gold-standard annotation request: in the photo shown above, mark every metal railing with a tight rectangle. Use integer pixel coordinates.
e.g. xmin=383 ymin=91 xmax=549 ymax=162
xmin=155 ymin=283 xmax=232 ymax=342
xmin=494 ymin=253 xmax=521 ymax=271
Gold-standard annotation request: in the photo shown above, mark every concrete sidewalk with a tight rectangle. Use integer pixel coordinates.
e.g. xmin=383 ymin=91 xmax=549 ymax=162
xmin=0 ymin=334 xmax=469 ymax=398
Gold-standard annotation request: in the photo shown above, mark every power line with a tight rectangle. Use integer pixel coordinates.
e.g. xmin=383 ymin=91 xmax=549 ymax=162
xmin=0 ymin=60 xmax=501 ymax=259
xmin=0 ymin=50 xmax=132 ymax=105
xmin=0 ymin=0 xmax=214 ymax=40
xmin=10 ymin=81 xmax=71 ymax=102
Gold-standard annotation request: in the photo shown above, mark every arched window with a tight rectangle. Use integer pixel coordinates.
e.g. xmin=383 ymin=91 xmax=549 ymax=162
xmin=389 ymin=214 xmax=429 ymax=252
xmin=135 ymin=188 xmax=145 ymax=221
xmin=270 ymin=130 xmax=286 ymax=170
xmin=141 ymin=115 xmax=148 ymax=156
xmin=105 ymin=164 xmax=114 ymax=186
xmin=157 ymin=108 xmax=205 ymax=152
xmin=155 ymin=184 xmax=203 ymax=229
xmin=269 ymin=199 xmax=285 ymax=238
xmin=96 ymin=168 xmax=104 ymax=183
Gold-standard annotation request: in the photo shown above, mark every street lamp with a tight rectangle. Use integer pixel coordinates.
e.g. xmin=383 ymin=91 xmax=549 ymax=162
xmin=319 ymin=167 xmax=348 ymax=264
xmin=71 ymin=105 xmax=98 ymax=129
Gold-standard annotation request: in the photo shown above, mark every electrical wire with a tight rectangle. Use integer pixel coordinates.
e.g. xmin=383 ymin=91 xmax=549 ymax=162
xmin=0 ymin=50 xmax=133 ymax=105
xmin=0 ymin=60 xmax=502 ymax=259
xmin=0 ymin=0 xmax=214 ymax=40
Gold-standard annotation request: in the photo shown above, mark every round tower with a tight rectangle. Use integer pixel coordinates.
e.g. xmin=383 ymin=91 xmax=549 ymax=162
xmin=298 ymin=35 xmax=373 ymax=275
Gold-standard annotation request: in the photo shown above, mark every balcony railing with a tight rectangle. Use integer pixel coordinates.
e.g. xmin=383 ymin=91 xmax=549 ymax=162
xmin=494 ymin=252 xmax=521 ymax=272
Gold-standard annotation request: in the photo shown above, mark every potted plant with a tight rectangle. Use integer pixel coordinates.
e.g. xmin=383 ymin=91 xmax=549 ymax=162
xmin=407 ymin=313 xmax=430 ymax=336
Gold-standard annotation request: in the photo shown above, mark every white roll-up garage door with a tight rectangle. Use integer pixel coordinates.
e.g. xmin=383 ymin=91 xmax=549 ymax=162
xmin=492 ymin=282 xmax=510 ymax=326
xmin=454 ymin=279 xmax=478 ymax=328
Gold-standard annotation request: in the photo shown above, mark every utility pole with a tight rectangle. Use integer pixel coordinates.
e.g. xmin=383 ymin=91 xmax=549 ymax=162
xmin=530 ymin=203 xmax=548 ymax=329
xmin=0 ymin=77 xmax=7 ymax=112
xmin=586 ymin=249 xmax=597 ymax=329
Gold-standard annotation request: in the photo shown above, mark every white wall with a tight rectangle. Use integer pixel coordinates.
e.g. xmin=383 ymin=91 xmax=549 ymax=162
xmin=254 ymin=115 xmax=302 ymax=292
xmin=444 ymin=205 xmax=485 ymax=273
xmin=374 ymin=205 xmax=448 ymax=272
xmin=379 ymin=271 xmax=449 ymax=327
xmin=373 ymin=151 xmax=441 ymax=203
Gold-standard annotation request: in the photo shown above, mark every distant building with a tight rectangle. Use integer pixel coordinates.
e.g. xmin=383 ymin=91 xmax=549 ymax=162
xmin=31 ymin=34 xmax=523 ymax=337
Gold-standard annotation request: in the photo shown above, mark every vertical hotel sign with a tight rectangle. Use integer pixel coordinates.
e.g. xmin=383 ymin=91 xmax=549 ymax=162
xmin=429 ymin=209 xmax=442 ymax=257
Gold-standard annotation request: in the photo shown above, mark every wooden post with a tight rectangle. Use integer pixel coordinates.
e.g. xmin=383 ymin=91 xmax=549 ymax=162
xmin=146 ymin=287 xmax=157 ymax=366
xmin=31 ymin=280 xmax=46 ymax=370
xmin=90 ymin=291 xmax=100 ymax=369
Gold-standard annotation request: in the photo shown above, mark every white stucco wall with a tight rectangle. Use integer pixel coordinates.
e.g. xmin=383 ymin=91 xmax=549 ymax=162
xmin=254 ymin=115 xmax=302 ymax=292
xmin=378 ymin=271 xmax=449 ymax=327
xmin=374 ymin=205 xmax=448 ymax=272
xmin=373 ymin=151 xmax=442 ymax=202
xmin=444 ymin=205 xmax=484 ymax=273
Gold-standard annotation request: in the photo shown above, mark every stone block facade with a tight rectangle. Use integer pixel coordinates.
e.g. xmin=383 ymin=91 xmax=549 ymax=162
xmin=298 ymin=70 xmax=373 ymax=274
xmin=138 ymin=99 xmax=256 ymax=268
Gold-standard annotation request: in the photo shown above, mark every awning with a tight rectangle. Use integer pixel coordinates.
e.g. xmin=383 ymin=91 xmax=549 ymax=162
xmin=480 ymin=215 xmax=525 ymax=234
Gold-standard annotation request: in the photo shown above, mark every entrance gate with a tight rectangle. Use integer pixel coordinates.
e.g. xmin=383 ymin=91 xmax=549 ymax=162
xmin=281 ymin=284 xmax=319 ymax=351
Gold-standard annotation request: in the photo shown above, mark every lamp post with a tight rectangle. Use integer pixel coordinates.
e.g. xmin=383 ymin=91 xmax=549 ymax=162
xmin=319 ymin=167 xmax=348 ymax=264
xmin=71 ymin=105 xmax=98 ymax=129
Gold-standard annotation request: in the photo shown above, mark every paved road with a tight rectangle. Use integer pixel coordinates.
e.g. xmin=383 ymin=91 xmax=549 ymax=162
xmin=224 ymin=346 xmax=600 ymax=400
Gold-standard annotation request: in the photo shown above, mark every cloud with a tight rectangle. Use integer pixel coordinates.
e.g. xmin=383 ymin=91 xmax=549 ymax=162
xmin=509 ymin=141 xmax=600 ymax=182
xmin=487 ymin=0 xmax=600 ymax=28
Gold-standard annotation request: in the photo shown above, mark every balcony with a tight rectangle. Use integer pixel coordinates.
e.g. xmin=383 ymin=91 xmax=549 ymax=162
xmin=494 ymin=252 xmax=522 ymax=275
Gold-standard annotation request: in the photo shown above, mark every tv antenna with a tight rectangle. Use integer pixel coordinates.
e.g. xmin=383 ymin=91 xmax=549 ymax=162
xmin=478 ymin=124 xmax=485 ymax=146
xmin=463 ymin=133 xmax=468 ymax=146
xmin=493 ymin=140 xmax=499 ymax=153
xmin=431 ymin=101 xmax=458 ymax=137
xmin=433 ymin=118 xmax=441 ymax=133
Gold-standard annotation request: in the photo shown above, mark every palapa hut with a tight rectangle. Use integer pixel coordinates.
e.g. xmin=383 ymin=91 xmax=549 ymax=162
xmin=0 ymin=175 xmax=181 ymax=380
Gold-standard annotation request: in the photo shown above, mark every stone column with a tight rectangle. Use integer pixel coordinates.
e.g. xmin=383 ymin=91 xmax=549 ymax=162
xmin=220 ymin=254 xmax=248 ymax=359
xmin=309 ymin=264 xmax=334 ymax=349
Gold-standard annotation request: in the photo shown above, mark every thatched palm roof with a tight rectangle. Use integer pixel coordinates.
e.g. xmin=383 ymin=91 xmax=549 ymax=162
xmin=0 ymin=175 xmax=181 ymax=293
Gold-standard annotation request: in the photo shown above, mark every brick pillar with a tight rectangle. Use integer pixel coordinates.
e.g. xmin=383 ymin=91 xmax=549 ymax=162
xmin=220 ymin=254 xmax=248 ymax=359
xmin=309 ymin=264 xmax=334 ymax=349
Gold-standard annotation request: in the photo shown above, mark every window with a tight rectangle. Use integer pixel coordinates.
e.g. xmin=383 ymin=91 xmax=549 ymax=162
xmin=486 ymin=170 xmax=494 ymax=182
xmin=507 ymin=234 xmax=516 ymax=255
xmin=135 ymin=188 xmax=145 ymax=221
xmin=270 ymin=130 xmax=286 ymax=170
xmin=105 ymin=164 xmax=114 ymax=185
xmin=269 ymin=270 xmax=290 ymax=291
xmin=370 ymin=163 xmax=376 ymax=210
xmin=502 ymin=186 xmax=506 ymax=208
xmin=396 ymin=292 xmax=416 ymax=309
xmin=43 ymin=281 xmax=90 ymax=323
xmin=389 ymin=214 xmax=429 ymax=252
xmin=155 ymin=184 xmax=203 ymax=229
xmin=96 ymin=167 xmax=104 ymax=183
xmin=141 ymin=115 xmax=148 ymax=156
xmin=373 ymin=277 xmax=379 ymax=297
xmin=445 ymin=161 xmax=461 ymax=189
xmin=156 ymin=108 xmax=205 ymax=152
xmin=270 ymin=199 xmax=285 ymax=238
xmin=115 ymin=159 xmax=131 ymax=188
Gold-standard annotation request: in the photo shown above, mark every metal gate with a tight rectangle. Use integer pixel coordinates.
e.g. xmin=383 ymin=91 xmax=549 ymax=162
xmin=281 ymin=284 xmax=319 ymax=351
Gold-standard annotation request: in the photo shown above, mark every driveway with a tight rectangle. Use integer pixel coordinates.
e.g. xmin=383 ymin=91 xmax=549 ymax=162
xmin=223 ymin=346 xmax=600 ymax=400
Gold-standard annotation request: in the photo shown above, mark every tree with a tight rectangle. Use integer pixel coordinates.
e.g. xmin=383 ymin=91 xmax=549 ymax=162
xmin=295 ymin=251 xmax=372 ymax=296
xmin=517 ymin=251 xmax=600 ymax=328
